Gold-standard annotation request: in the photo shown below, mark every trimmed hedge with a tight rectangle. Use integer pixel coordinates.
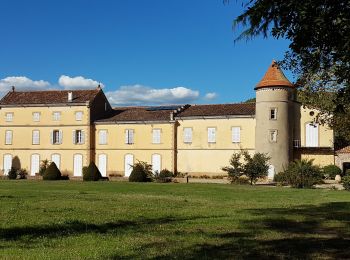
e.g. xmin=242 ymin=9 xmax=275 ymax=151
xmin=155 ymin=169 xmax=174 ymax=183
xmin=343 ymin=175 xmax=350 ymax=191
xmin=129 ymin=161 xmax=152 ymax=182
xmin=8 ymin=167 xmax=17 ymax=180
xmin=43 ymin=162 xmax=62 ymax=180
xmin=83 ymin=162 xmax=102 ymax=181
xmin=323 ymin=164 xmax=342 ymax=179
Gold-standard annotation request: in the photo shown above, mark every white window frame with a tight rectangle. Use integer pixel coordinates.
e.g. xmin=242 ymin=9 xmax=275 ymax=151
xmin=73 ymin=130 xmax=85 ymax=144
xmin=125 ymin=129 xmax=134 ymax=144
xmin=32 ymin=130 xmax=40 ymax=145
xmin=5 ymin=113 xmax=13 ymax=122
xmin=53 ymin=112 xmax=61 ymax=121
xmin=269 ymin=130 xmax=278 ymax=143
xmin=99 ymin=130 xmax=107 ymax=145
xmin=52 ymin=130 xmax=62 ymax=145
xmin=33 ymin=112 xmax=40 ymax=122
xmin=270 ymin=108 xmax=277 ymax=120
xmin=152 ymin=129 xmax=161 ymax=144
xmin=5 ymin=130 xmax=12 ymax=145
xmin=75 ymin=111 xmax=83 ymax=121
xmin=207 ymin=127 xmax=216 ymax=143
xmin=231 ymin=127 xmax=241 ymax=143
xmin=183 ymin=127 xmax=193 ymax=143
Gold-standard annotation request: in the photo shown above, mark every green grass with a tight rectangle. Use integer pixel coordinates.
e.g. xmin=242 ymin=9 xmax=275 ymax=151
xmin=0 ymin=181 xmax=349 ymax=259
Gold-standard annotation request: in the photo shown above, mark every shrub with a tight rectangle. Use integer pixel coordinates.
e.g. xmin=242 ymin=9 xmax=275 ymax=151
xmin=8 ymin=167 xmax=17 ymax=180
xmin=345 ymin=169 xmax=350 ymax=176
xmin=43 ymin=162 xmax=61 ymax=180
xmin=17 ymin=169 xmax=28 ymax=179
xmin=342 ymin=175 xmax=350 ymax=190
xmin=83 ymin=162 xmax=102 ymax=181
xmin=39 ymin=159 xmax=50 ymax=176
xmin=323 ymin=164 xmax=342 ymax=179
xmin=222 ymin=151 xmax=270 ymax=185
xmin=155 ymin=169 xmax=174 ymax=183
xmin=129 ymin=161 xmax=153 ymax=182
xmin=274 ymin=159 xmax=323 ymax=188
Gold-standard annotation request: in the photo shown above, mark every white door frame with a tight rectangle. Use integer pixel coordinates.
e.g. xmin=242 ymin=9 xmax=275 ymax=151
xmin=124 ymin=154 xmax=134 ymax=177
xmin=152 ymin=154 xmax=161 ymax=174
xmin=3 ymin=154 xmax=12 ymax=176
xmin=98 ymin=154 xmax=107 ymax=177
xmin=30 ymin=154 xmax=40 ymax=176
xmin=73 ymin=154 xmax=83 ymax=177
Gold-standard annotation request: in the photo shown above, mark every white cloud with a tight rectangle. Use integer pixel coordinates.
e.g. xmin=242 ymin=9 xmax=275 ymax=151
xmin=58 ymin=75 xmax=104 ymax=89
xmin=106 ymin=84 xmax=200 ymax=106
xmin=204 ymin=92 xmax=217 ymax=100
xmin=0 ymin=76 xmax=51 ymax=96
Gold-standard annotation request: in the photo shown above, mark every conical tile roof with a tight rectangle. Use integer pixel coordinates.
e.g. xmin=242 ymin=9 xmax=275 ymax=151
xmin=255 ymin=60 xmax=294 ymax=89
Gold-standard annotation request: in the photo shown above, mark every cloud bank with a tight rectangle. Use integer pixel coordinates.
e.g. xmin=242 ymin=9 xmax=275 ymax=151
xmin=58 ymin=75 xmax=104 ymax=89
xmin=106 ymin=84 xmax=200 ymax=105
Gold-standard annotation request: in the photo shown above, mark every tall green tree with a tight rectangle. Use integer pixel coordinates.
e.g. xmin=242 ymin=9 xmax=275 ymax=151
xmin=230 ymin=0 xmax=350 ymax=147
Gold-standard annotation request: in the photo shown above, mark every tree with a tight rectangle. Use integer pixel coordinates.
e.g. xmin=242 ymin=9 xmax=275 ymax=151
xmin=231 ymin=0 xmax=350 ymax=146
xmin=222 ymin=151 xmax=270 ymax=184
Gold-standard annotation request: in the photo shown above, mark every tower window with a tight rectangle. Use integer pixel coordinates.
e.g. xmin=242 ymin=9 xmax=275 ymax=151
xmin=269 ymin=130 xmax=278 ymax=143
xmin=270 ymin=108 xmax=277 ymax=120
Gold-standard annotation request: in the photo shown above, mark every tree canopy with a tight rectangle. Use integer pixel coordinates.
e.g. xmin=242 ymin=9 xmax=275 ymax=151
xmin=231 ymin=0 xmax=350 ymax=147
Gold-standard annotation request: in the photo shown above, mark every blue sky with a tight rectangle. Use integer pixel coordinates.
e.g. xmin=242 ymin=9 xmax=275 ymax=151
xmin=0 ymin=0 xmax=291 ymax=105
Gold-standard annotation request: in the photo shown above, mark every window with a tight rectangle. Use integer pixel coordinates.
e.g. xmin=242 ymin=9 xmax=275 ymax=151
xmin=73 ymin=130 xmax=85 ymax=144
xmin=183 ymin=128 xmax=192 ymax=143
xmin=99 ymin=130 xmax=107 ymax=145
xmin=51 ymin=130 xmax=62 ymax=144
xmin=208 ymin=127 xmax=216 ymax=143
xmin=75 ymin=111 xmax=83 ymax=121
xmin=32 ymin=130 xmax=40 ymax=145
xmin=232 ymin=127 xmax=241 ymax=143
xmin=5 ymin=113 xmax=13 ymax=122
xmin=51 ymin=154 xmax=61 ymax=169
xmin=152 ymin=129 xmax=161 ymax=144
xmin=53 ymin=112 xmax=61 ymax=121
xmin=33 ymin=112 xmax=40 ymax=122
xmin=5 ymin=130 xmax=12 ymax=145
xmin=125 ymin=129 xmax=134 ymax=144
xmin=269 ymin=130 xmax=278 ymax=143
xmin=270 ymin=108 xmax=277 ymax=120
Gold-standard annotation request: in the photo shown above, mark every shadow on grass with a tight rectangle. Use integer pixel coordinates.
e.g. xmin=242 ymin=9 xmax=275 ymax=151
xmin=138 ymin=202 xmax=350 ymax=259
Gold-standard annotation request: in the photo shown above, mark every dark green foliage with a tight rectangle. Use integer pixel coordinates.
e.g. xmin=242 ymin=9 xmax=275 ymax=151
xmin=274 ymin=159 xmax=323 ymax=188
xmin=17 ymin=169 xmax=28 ymax=179
xmin=244 ymin=97 xmax=255 ymax=103
xmin=39 ymin=159 xmax=50 ymax=176
xmin=129 ymin=161 xmax=153 ymax=182
xmin=342 ymin=175 xmax=350 ymax=191
xmin=61 ymin=175 xmax=70 ymax=180
xmin=7 ymin=167 xmax=17 ymax=180
xmin=43 ymin=162 xmax=62 ymax=180
xmin=83 ymin=162 xmax=102 ymax=181
xmin=323 ymin=165 xmax=342 ymax=179
xmin=155 ymin=169 xmax=174 ymax=183
xmin=222 ymin=151 xmax=270 ymax=185
xmin=345 ymin=169 xmax=350 ymax=176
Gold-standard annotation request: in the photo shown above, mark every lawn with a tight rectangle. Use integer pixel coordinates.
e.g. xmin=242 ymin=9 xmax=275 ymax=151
xmin=0 ymin=181 xmax=349 ymax=259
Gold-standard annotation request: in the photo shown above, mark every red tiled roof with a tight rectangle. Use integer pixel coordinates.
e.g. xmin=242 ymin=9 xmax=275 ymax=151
xmin=0 ymin=89 xmax=100 ymax=105
xmin=336 ymin=146 xmax=350 ymax=154
xmin=255 ymin=60 xmax=294 ymax=89
xmin=176 ymin=103 xmax=255 ymax=117
xmin=96 ymin=107 xmax=175 ymax=122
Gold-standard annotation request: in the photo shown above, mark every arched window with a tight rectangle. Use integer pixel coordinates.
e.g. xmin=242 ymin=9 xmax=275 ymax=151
xmin=51 ymin=154 xmax=61 ymax=169
xmin=124 ymin=154 xmax=134 ymax=177
xmin=73 ymin=154 xmax=83 ymax=177
xmin=31 ymin=154 xmax=40 ymax=176
xmin=98 ymin=154 xmax=107 ymax=177
xmin=152 ymin=154 xmax=161 ymax=174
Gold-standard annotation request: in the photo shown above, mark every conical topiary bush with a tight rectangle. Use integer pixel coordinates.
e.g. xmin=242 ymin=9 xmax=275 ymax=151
xmin=43 ymin=162 xmax=62 ymax=180
xmin=83 ymin=161 xmax=102 ymax=181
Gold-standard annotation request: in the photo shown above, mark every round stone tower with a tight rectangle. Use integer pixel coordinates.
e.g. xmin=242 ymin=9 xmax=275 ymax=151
xmin=255 ymin=60 xmax=295 ymax=177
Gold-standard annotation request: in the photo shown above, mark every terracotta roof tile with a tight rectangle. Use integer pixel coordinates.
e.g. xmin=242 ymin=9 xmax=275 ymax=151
xmin=96 ymin=106 xmax=176 ymax=122
xmin=256 ymin=60 xmax=294 ymax=89
xmin=0 ymin=89 xmax=100 ymax=105
xmin=176 ymin=103 xmax=255 ymax=117
xmin=336 ymin=146 xmax=350 ymax=154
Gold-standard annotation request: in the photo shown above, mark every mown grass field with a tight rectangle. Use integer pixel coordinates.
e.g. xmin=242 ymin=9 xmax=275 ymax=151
xmin=0 ymin=181 xmax=349 ymax=259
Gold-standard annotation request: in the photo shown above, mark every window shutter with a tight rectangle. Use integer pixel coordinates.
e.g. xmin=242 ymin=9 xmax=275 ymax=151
xmin=125 ymin=130 xmax=129 ymax=144
xmin=59 ymin=130 xmax=63 ymax=144
xmin=232 ymin=127 xmax=240 ymax=143
xmin=130 ymin=130 xmax=134 ymax=144
xmin=81 ymin=130 xmax=85 ymax=144
xmin=72 ymin=130 xmax=76 ymax=144
xmin=50 ymin=130 xmax=54 ymax=144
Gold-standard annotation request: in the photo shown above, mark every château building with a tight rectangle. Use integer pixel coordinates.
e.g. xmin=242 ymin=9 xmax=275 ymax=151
xmin=0 ymin=61 xmax=336 ymax=179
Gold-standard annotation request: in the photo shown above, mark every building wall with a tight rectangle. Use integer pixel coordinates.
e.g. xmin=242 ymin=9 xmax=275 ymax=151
xmin=176 ymin=117 xmax=255 ymax=175
xmin=0 ymin=105 xmax=91 ymax=176
xmin=94 ymin=122 xmax=175 ymax=176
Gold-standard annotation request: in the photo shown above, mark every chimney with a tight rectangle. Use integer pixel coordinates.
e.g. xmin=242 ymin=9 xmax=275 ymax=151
xmin=68 ymin=92 xmax=73 ymax=102
xmin=97 ymin=84 xmax=102 ymax=91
